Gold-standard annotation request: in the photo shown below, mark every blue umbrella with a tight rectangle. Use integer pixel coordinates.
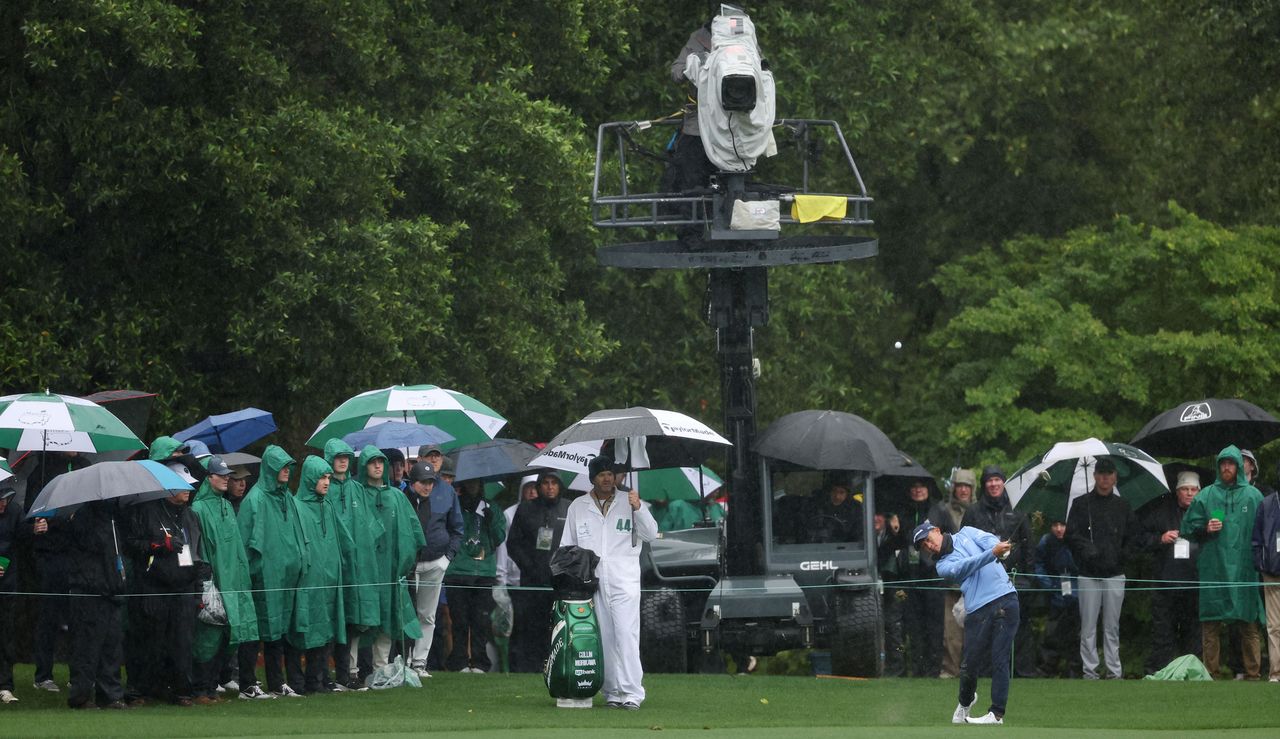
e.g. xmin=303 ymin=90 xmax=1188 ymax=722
xmin=175 ymin=407 xmax=277 ymax=454
xmin=449 ymin=438 xmax=540 ymax=483
xmin=25 ymin=460 xmax=194 ymax=518
xmin=341 ymin=421 xmax=455 ymax=451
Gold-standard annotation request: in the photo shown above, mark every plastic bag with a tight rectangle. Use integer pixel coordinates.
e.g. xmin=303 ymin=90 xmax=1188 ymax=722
xmin=366 ymin=655 xmax=421 ymax=690
xmin=197 ymin=579 xmax=227 ymax=626
xmin=491 ymin=585 xmax=513 ymax=639
xmin=549 ymin=546 xmax=600 ymax=601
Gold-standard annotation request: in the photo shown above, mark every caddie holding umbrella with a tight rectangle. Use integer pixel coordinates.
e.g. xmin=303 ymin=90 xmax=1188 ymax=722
xmin=558 ymin=454 xmax=657 ymax=710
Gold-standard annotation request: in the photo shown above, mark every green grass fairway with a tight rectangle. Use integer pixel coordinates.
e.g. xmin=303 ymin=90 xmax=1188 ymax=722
xmin=4 ymin=665 xmax=1279 ymax=738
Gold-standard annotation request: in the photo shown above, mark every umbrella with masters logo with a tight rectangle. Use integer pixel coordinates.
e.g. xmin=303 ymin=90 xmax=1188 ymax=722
xmin=0 ymin=391 xmax=147 ymax=454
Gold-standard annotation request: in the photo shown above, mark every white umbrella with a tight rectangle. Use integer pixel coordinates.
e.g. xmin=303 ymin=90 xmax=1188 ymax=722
xmin=1004 ymin=438 xmax=1168 ymax=521
xmin=529 ymin=407 xmax=731 ymax=472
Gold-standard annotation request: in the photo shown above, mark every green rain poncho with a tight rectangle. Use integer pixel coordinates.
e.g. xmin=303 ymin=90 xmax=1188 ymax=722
xmin=325 ymin=438 xmax=384 ymax=628
xmin=148 ymin=435 xmax=186 ymax=461
xmin=239 ymin=445 xmax=307 ymax=641
xmin=190 ymin=469 xmax=260 ymax=662
xmin=358 ymin=446 xmax=424 ymax=640
xmin=289 ymin=456 xmax=352 ymax=650
xmin=1180 ymin=445 xmax=1264 ymax=623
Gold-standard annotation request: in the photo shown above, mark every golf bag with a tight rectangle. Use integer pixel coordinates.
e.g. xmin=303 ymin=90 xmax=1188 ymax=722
xmin=545 ymin=545 xmax=602 ymax=699
xmin=544 ymin=599 xmax=603 ymax=699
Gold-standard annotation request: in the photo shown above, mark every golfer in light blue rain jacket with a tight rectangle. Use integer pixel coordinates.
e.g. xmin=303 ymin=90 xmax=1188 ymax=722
xmin=917 ymin=521 xmax=1018 ymax=725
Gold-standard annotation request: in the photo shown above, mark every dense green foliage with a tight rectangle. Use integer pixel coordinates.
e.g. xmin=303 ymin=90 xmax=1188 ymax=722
xmin=3 ymin=0 xmax=1279 ymax=475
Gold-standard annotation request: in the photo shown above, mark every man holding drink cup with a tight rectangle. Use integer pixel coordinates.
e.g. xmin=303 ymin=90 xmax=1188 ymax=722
xmin=1180 ymin=445 xmax=1264 ymax=679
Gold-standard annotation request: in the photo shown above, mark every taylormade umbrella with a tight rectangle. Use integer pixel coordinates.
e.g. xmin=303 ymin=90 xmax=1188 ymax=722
xmin=754 ymin=409 xmax=901 ymax=473
xmin=529 ymin=407 xmax=732 ymax=473
xmin=306 ymin=384 xmax=506 ymax=451
xmin=1004 ymin=438 xmax=1169 ymax=522
xmin=0 ymin=391 xmax=146 ymax=454
xmin=448 ymin=439 xmax=540 ymax=483
xmin=24 ymin=460 xmax=194 ymax=518
xmin=1131 ymin=398 xmax=1280 ymax=458
xmin=340 ymin=421 xmax=455 ymax=451
xmin=627 ymin=466 xmax=723 ymax=502
xmin=175 ymin=407 xmax=278 ymax=453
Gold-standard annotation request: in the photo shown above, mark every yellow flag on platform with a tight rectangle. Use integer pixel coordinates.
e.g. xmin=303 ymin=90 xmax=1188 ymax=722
xmin=790 ymin=195 xmax=848 ymax=223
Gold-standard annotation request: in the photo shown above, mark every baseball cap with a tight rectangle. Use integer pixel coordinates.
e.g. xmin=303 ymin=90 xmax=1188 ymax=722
xmin=205 ymin=456 xmax=233 ymax=476
xmin=164 ymin=461 xmax=198 ymax=484
xmin=418 ymin=444 xmax=443 ymax=458
xmin=185 ymin=439 xmax=212 ymax=458
xmin=0 ymin=488 xmax=16 ymax=501
xmin=408 ymin=462 xmax=438 ymax=484
xmin=439 ymin=456 xmax=456 ymax=476
xmin=911 ymin=520 xmax=936 ymax=550
xmin=229 ymin=465 xmax=251 ymax=480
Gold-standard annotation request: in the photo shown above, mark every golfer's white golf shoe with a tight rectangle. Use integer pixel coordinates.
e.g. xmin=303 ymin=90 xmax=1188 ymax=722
xmin=952 ymin=691 xmax=978 ymax=724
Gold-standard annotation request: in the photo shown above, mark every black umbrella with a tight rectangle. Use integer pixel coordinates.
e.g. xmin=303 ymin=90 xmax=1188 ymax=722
xmin=754 ymin=410 xmax=901 ymax=473
xmin=873 ymin=450 xmax=938 ymax=514
xmin=1131 ymin=398 xmax=1280 ymax=458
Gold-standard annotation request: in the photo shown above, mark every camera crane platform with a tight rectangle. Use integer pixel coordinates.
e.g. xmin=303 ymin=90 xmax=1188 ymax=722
xmin=591 ymin=116 xmax=878 ymax=578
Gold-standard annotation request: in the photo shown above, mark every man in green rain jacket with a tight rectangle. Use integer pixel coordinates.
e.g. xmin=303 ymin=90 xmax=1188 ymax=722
xmin=190 ymin=455 xmax=259 ymax=704
xmin=290 ymin=456 xmax=353 ymax=693
xmin=358 ymin=446 xmax=425 ymax=670
xmin=239 ymin=445 xmax=307 ymax=696
xmin=1180 ymin=445 xmax=1264 ymax=679
xmin=326 ymin=438 xmax=384 ymax=688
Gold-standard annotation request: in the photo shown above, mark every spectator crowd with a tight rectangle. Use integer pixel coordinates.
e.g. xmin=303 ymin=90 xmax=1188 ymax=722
xmin=0 ymin=435 xmax=703 ymax=708
xmin=2 ymin=430 xmax=1278 ymax=712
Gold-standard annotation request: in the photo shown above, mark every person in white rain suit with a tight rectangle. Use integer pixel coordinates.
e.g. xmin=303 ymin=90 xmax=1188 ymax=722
xmin=558 ymin=454 xmax=657 ymax=710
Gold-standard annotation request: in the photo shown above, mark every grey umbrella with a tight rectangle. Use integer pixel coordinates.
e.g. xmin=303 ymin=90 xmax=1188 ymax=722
xmin=449 ymin=439 xmax=540 ymax=483
xmin=25 ymin=460 xmax=194 ymax=518
xmin=754 ymin=409 xmax=902 ymax=473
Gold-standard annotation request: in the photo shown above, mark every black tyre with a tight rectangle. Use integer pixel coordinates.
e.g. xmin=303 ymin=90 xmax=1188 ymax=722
xmin=830 ymin=587 xmax=883 ymax=677
xmin=640 ymin=586 xmax=688 ymax=673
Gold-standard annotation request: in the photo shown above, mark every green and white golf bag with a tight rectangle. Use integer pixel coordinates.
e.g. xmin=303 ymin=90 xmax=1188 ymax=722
xmin=544 ymin=598 xmax=603 ymax=699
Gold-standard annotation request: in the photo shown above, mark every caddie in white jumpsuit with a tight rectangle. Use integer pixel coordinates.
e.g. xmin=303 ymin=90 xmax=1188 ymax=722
xmin=559 ymin=454 xmax=658 ymax=709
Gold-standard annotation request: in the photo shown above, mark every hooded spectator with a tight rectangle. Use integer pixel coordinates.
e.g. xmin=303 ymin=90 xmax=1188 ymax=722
xmin=359 ymin=446 xmax=425 ymax=670
xmin=325 ymin=438 xmax=383 ymax=688
xmin=1181 ymin=446 xmax=1264 ymax=679
xmin=290 ymin=455 xmax=352 ymax=693
xmin=190 ymin=455 xmax=259 ymax=704
xmin=238 ymin=445 xmax=307 ymax=697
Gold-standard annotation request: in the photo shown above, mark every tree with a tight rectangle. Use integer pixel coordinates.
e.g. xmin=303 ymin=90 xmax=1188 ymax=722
xmin=0 ymin=1 xmax=625 ymax=444
xmin=896 ymin=204 xmax=1280 ymax=474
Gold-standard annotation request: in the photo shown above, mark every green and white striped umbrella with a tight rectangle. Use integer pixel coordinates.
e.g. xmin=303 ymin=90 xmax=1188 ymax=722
xmin=0 ymin=392 xmax=147 ymax=454
xmin=1005 ymin=437 xmax=1169 ymax=522
xmin=306 ymin=384 xmax=507 ymax=451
